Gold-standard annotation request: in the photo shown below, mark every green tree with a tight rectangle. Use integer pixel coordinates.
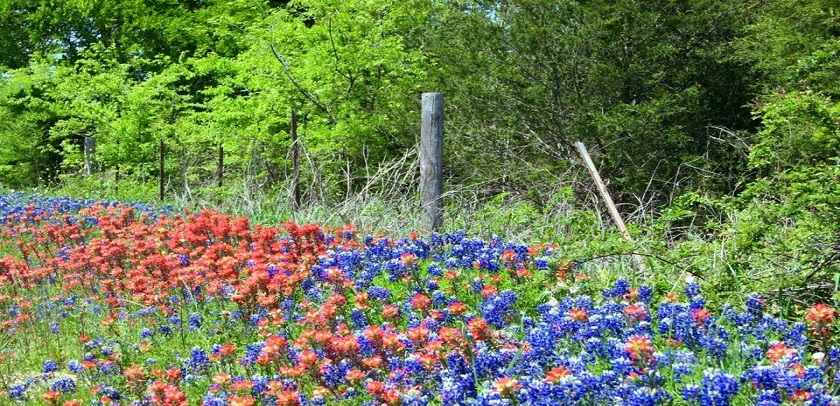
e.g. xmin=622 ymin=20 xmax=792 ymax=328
xmin=427 ymin=0 xmax=756 ymax=207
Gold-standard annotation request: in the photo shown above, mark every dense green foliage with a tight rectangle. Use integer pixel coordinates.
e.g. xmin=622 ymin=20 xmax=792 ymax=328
xmin=0 ymin=0 xmax=838 ymax=306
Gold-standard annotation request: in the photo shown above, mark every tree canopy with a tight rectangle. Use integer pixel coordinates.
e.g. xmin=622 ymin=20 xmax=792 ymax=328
xmin=0 ymin=0 xmax=837 ymax=216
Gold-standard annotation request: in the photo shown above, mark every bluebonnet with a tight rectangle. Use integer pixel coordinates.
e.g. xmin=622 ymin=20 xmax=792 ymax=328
xmin=427 ymin=263 xmax=444 ymax=277
xmin=638 ymin=286 xmax=654 ymax=304
xmin=100 ymin=345 xmax=115 ymax=357
xmin=188 ymin=312 xmax=203 ymax=330
xmin=241 ymin=342 xmax=266 ymax=367
xmin=51 ymin=377 xmax=77 ymax=394
xmin=755 ymin=390 xmax=782 ymax=406
xmin=140 ymin=327 xmax=154 ymax=339
xmin=99 ymin=360 xmax=118 ymax=374
xmin=99 ymin=386 xmax=122 ymax=400
xmin=368 ymin=286 xmax=392 ymax=301
xmin=683 ymin=368 xmax=739 ymax=406
xmin=605 ymin=279 xmax=631 ymax=299
xmin=784 ymin=323 xmax=809 ymax=348
xmin=186 ymin=347 xmax=209 ymax=372
xmin=202 ymin=392 xmax=228 ymax=406
xmin=471 ymin=278 xmax=484 ymax=294
xmin=67 ymin=360 xmax=84 ymax=373
xmin=689 ymin=296 xmax=706 ymax=311
xmin=350 ymin=309 xmax=367 ymax=329
xmin=43 ymin=359 xmax=59 ymax=373
xmin=8 ymin=378 xmax=34 ymax=400
xmin=621 ymin=387 xmax=672 ymax=406
xmin=481 ymin=290 xmax=518 ymax=329
xmin=685 ymin=282 xmax=701 ymax=299
xmin=158 ymin=324 xmax=173 ymax=336
xmin=746 ymin=294 xmax=764 ymax=318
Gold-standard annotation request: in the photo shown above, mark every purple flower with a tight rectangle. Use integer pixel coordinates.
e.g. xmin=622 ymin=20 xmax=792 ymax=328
xmin=186 ymin=347 xmax=209 ymax=372
xmin=43 ymin=359 xmax=59 ymax=373
xmin=51 ymin=377 xmax=77 ymax=394
xmin=188 ymin=312 xmax=202 ymax=330
xmin=682 ymin=368 xmax=739 ymax=405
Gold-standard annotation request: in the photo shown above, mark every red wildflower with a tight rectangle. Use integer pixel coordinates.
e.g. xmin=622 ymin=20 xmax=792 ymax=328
xmin=400 ymin=253 xmax=418 ymax=267
xmin=568 ymin=308 xmax=588 ymax=322
xmin=411 ymin=294 xmax=431 ymax=310
xmin=624 ymin=336 xmax=654 ymax=361
xmin=165 ymin=367 xmax=182 ymax=382
xmin=362 ymin=356 xmax=384 ymax=370
xmin=515 ymin=268 xmax=532 ymax=278
xmin=408 ymin=326 xmax=430 ymax=344
xmin=366 ymin=381 xmax=385 ymax=396
xmin=382 ymin=304 xmax=400 ymax=319
xmin=229 ymin=396 xmax=256 ymax=406
xmin=231 ymin=380 xmax=254 ymax=393
xmin=298 ymin=350 xmax=318 ymax=369
xmin=767 ymin=342 xmax=796 ymax=363
xmin=345 ymin=369 xmax=365 ymax=383
xmin=218 ymin=343 xmax=237 ymax=357
xmin=690 ymin=308 xmax=711 ymax=325
xmin=468 ymin=317 xmax=493 ymax=341
xmin=123 ymin=365 xmax=146 ymax=383
xmin=276 ymin=390 xmax=301 ymax=406
xmin=43 ymin=390 xmax=60 ymax=403
xmin=791 ymin=390 xmax=811 ymax=402
xmin=448 ymin=301 xmax=466 ymax=315
xmin=212 ymin=372 xmax=232 ymax=386
xmin=493 ymin=377 xmax=522 ymax=398
xmin=544 ymin=367 xmax=573 ymax=383
xmin=623 ymin=304 xmax=648 ymax=321
xmin=807 ymin=303 xmax=836 ymax=337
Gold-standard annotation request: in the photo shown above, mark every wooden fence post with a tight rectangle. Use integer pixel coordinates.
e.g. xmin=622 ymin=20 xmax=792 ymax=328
xmin=420 ymin=93 xmax=444 ymax=233
xmin=291 ymin=108 xmax=301 ymax=209
xmin=115 ymin=139 xmax=120 ymax=184
xmin=159 ymin=138 xmax=165 ymax=202
xmin=83 ymin=136 xmax=95 ymax=177
xmin=217 ymin=143 xmax=224 ymax=188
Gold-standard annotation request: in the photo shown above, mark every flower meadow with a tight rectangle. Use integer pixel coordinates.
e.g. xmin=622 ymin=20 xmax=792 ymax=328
xmin=0 ymin=194 xmax=839 ymax=406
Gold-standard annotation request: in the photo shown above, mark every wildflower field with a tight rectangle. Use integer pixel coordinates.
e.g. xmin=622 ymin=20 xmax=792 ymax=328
xmin=0 ymin=193 xmax=837 ymax=406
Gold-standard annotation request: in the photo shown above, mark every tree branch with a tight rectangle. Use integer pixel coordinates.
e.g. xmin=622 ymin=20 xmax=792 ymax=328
xmin=269 ymin=42 xmax=337 ymax=125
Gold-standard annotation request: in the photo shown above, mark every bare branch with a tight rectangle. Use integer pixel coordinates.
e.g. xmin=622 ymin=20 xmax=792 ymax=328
xmin=268 ymin=42 xmax=337 ymax=125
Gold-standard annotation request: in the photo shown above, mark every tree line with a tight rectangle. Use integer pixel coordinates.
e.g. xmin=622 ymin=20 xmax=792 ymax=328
xmin=0 ymin=0 xmax=837 ymax=218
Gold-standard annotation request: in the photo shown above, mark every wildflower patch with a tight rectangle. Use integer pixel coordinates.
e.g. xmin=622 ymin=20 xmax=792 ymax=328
xmin=0 ymin=193 xmax=837 ymax=405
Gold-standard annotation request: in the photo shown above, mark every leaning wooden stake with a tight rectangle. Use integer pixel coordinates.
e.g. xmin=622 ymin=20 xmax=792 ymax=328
xmin=420 ymin=93 xmax=444 ymax=234
xmin=575 ymin=141 xmax=647 ymax=273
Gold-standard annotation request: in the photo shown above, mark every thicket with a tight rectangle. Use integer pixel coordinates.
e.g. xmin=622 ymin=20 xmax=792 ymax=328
xmin=0 ymin=0 xmax=837 ymax=308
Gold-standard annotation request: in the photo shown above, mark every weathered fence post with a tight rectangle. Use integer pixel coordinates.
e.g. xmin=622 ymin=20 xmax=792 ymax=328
xmin=115 ymin=139 xmax=120 ymax=184
xmin=159 ymin=138 xmax=165 ymax=202
xmin=291 ymin=108 xmax=302 ymax=209
xmin=420 ymin=93 xmax=444 ymax=233
xmin=217 ymin=143 xmax=224 ymax=188
xmin=83 ymin=136 xmax=95 ymax=177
